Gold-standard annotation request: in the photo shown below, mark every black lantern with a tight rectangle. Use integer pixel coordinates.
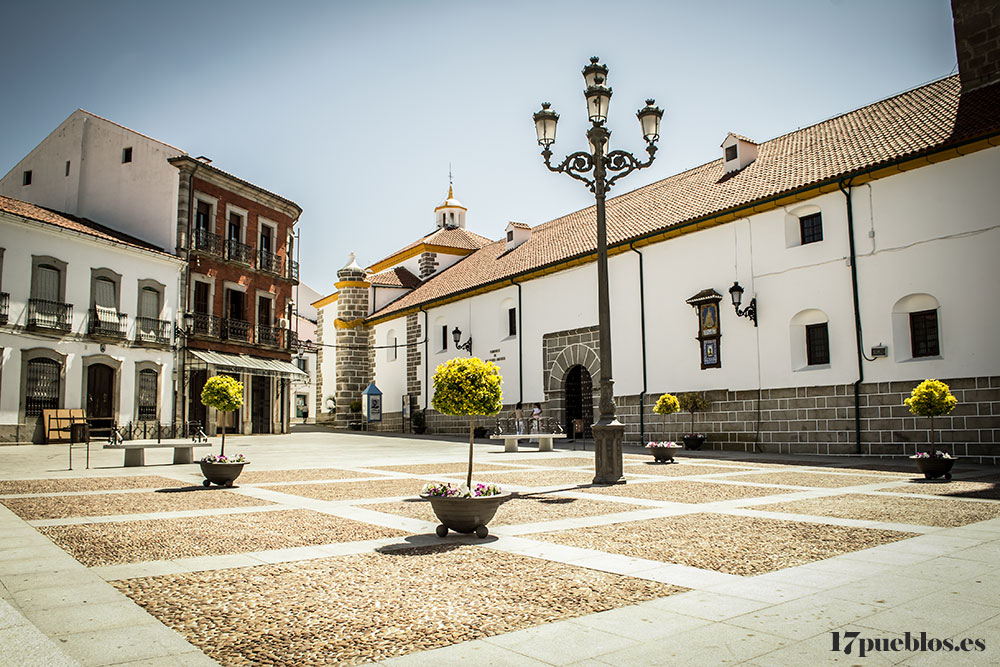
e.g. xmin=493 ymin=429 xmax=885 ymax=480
xmin=636 ymin=99 xmax=664 ymax=144
xmin=533 ymin=102 xmax=559 ymax=147
xmin=728 ymin=281 xmax=757 ymax=326
xmin=451 ymin=327 xmax=472 ymax=355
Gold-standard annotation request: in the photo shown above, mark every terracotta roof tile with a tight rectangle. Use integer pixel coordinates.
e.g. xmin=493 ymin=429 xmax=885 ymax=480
xmin=0 ymin=195 xmax=178 ymax=258
xmin=369 ymin=227 xmax=492 ymax=269
xmin=371 ymin=76 xmax=1000 ymax=320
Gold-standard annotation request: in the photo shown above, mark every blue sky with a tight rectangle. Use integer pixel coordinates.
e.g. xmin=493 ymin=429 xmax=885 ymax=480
xmin=0 ymin=0 xmax=957 ymax=293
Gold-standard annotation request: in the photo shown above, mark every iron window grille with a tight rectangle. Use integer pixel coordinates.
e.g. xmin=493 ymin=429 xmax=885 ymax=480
xmin=799 ymin=212 xmax=823 ymax=245
xmin=26 ymin=358 xmax=60 ymax=416
xmin=910 ymin=309 xmax=940 ymax=357
xmin=805 ymin=322 xmax=830 ymax=365
xmin=137 ymin=369 xmax=158 ymax=420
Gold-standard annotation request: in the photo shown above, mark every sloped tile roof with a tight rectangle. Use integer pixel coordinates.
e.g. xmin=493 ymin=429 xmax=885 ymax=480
xmin=370 ymin=76 xmax=1000 ymax=321
xmin=368 ymin=266 xmax=422 ymax=288
xmin=369 ymin=226 xmax=493 ymax=269
xmin=0 ymin=195 xmax=179 ymax=258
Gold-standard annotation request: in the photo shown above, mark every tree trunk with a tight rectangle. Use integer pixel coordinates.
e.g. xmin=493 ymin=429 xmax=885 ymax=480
xmin=220 ymin=417 xmax=226 ymax=457
xmin=467 ymin=415 xmax=475 ymax=489
xmin=929 ymin=415 xmax=935 ymax=453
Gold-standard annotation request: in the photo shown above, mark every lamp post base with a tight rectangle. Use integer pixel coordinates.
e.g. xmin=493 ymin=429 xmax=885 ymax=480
xmin=592 ymin=419 xmax=626 ymax=485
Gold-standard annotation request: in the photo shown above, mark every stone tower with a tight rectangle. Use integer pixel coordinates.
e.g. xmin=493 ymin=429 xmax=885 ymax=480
xmin=334 ymin=253 xmax=373 ymax=428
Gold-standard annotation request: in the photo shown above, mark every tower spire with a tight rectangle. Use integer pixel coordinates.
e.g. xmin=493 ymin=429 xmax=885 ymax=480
xmin=448 ymin=163 xmax=453 ymax=198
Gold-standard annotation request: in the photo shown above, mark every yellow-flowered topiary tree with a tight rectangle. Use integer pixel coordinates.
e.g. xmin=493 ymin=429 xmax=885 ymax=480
xmin=432 ymin=357 xmax=503 ymax=488
xmin=201 ymin=375 xmax=244 ymax=456
xmin=905 ymin=379 xmax=957 ymax=455
xmin=653 ymin=392 xmax=681 ymax=441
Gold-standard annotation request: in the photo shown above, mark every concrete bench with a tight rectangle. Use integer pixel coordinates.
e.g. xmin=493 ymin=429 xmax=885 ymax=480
xmin=103 ymin=442 xmax=211 ymax=467
xmin=489 ymin=433 xmax=567 ymax=453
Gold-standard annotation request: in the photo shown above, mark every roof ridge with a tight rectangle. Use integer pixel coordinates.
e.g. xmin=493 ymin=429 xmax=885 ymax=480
xmin=78 ymin=109 xmax=187 ymax=154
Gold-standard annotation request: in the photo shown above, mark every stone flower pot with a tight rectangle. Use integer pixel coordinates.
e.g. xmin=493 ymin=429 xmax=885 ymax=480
xmin=200 ymin=462 xmax=248 ymax=487
xmin=422 ymin=492 xmax=510 ymax=538
xmin=650 ymin=446 xmax=682 ymax=462
xmin=682 ymin=434 xmax=705 ymax=450
xmin=913 ymin=456 xmax=955 ymax=480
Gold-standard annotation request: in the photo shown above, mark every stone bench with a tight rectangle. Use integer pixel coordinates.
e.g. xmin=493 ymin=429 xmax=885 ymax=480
xmin=489 ymin=433 xmax=567 ymax=453
xmin=103 ymin=442 xmax=211 ymax=467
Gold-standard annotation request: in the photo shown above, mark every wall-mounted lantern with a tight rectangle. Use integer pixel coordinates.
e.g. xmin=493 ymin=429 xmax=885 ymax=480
xmin=728 ymin=281 xmax=757 ymax=327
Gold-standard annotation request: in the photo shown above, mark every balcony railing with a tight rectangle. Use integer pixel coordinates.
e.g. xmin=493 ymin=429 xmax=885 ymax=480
xmin=257 ymin=249 xmax=284 ymax=275
xmin=222 ymin=318 xmax=253 ymax=343
xmin=286 ymin=329 xmax=299 ymax=351
xmin=190 ymin=313 xmax=220 ymax=338
xmin=256 ymin=323 xmax=282 ymax=347
xmin=28 ymin=298 xmax=73 ymax=331
xmin=225 ymin=239 xmax=254 ymax=265
xmin=191 ymin=229 xmax=223 ymax=256
xmin=88 ymin=308 xmax=128 ymax=338
xmin=288 ymin=259 xmax=300 ymax=283
xmin=135 ymin=317 xmax=172 ymax=345
xmin=0 ymin=292 xmax=8 ymax=325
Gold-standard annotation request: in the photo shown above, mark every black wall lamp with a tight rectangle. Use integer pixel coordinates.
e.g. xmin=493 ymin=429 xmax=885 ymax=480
xmin=728 ymin=281 xmax=757 ymax=327
xmin=452 ymin=326 xmax=472 ymax=355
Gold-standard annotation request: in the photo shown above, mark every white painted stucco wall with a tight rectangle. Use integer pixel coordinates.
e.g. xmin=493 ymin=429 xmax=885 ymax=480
xmin=0 ymin=111 xmax=184 ymax=252
xmin=360 ymin=145 xmax=1000 ymax=418
xmin=0 ymin=212 xmax=184 ymax=431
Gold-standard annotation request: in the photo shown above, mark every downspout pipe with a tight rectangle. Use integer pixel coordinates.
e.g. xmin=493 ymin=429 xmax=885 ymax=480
xmin=629 ymin=243 xmax=648 ymax=445
xmin=513 ymin=279 xmax=524 ymax=404
xmin=839 ymin=178 xmax=864 ymax=455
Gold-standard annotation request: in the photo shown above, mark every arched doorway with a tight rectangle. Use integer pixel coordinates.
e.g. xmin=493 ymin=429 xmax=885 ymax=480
xmin=565 ymin=364 xmax=593 ymax=438
xmin=86 ymin=363 xmax=115 ymax=437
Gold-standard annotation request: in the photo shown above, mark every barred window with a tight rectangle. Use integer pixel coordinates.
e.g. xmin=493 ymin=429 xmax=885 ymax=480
xmin=137 ymin=369 xmax=158 ymax=420
xmin=799 ymin=212 xmax=823 ymax=245
xmin=26 ymin=358 xmax=60 ymax=416
xmin=910 ymin=310 xmax=939 ymax=357
xmin=805 ymin=323 xmax=830 ymax=366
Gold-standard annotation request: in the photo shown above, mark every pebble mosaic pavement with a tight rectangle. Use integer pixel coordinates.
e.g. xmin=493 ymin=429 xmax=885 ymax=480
xmin=1 ymin=445 xmax=998 ymax=666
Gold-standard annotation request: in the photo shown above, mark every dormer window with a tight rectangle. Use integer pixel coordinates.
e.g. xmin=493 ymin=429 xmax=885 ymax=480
xmin=505 ymin=222 xmax=531 ymax=252
xmin=721 ymin=133 xmax=758 ymax=174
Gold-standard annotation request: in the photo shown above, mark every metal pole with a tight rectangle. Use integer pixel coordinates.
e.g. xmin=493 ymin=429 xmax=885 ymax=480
xmin=587 ymin=125 xmax=625 ymax=485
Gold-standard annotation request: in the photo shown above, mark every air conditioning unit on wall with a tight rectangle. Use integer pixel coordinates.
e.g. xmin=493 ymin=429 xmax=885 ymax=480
xmin=279 ymin=317 xmax=289 ymax=328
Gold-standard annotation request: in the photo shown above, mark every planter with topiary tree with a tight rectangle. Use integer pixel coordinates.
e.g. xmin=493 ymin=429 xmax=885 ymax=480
xmin=678 ymin=392 xmax=710 ymax=450
xmin=199 ymin=375 xmax=247 ymax=487
xmin=421 ymin=357 xmax=508 ymax=538
xmin=647 ymin=392 xmax=683 ymax=462
xmin=906 ymin=379 xmax=958 ymax=480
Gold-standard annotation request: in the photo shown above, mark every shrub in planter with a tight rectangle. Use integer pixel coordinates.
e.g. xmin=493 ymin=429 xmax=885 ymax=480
xmin=422 ymin=357 xmax=506 ymax=537
xmin=473 ymin=425 xmax=488 ymax=439
xmin=677 ymin=392 xmax=710 ymax=449
xmin=905 ymin=379 xmax=958 ymax=479
xmin=200 ymin=376 xmax=247 ymax=486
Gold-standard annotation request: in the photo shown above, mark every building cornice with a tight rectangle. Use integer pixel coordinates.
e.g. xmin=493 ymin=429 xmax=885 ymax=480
xmin=170 ymin=156 xmax=302 ymax=220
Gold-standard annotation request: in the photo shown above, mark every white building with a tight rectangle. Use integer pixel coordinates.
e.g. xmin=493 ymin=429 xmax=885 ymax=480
xmin=0 ymin=110 xmax=183 ymax=253
xmin=315 ymin=8 xmax=1000 ymax=459
xmin=290 ymin=282 xmax=321 ymax=423
xmin=0 ymin=196 xmax=185 ymax=443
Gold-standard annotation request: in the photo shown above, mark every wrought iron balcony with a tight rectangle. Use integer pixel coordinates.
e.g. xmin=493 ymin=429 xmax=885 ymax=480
xmin=225 ymin=239 xmax=254 ymax=265
xmin=135 ymin=317 xmax=171 ymax=345
xmin=191 ymin=229 xmax=223 ymax=256
xmin=257 ymin=249 xmax=284 ymax=275
xmin=286 ymin=329 xmax=299 ymax=351
xmin=0 ymin=292 xmax=8 ymax=325
xmin=288 ymin=259 xmax=300 ymax=283
xmin=222 ymin=318 xmax=253 ymax=343
xmin=88 ymin=308 xmax=128 ymax=338
xmin=190 ymin=312 xmax=220 ymax=338
xmin=256 ymin=323 xmax=282 ymax=347
xmin=28 ymin=298 xmax=73 ymax=332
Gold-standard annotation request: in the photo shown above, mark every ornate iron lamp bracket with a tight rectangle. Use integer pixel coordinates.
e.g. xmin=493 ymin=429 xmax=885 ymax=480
xmin=541 ymin=148 xmax=597 ymax=192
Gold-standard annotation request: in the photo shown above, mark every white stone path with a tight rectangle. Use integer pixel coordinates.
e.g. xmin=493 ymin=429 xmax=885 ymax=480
xmin=1 ymin=434 xmax=998 ymax=666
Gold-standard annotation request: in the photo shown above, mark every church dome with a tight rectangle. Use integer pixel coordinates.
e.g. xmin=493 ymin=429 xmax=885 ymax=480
xmin=434 ymin=185 xmax=467 ymax=212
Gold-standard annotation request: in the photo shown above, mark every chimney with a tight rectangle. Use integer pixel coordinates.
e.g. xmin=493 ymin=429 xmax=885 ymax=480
xmin=952 ymin=0 xmax=1000 ymax=92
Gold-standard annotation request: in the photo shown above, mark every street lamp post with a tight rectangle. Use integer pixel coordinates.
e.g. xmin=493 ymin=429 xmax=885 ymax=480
xmin=534 ymin=57 xmax=663 ymax=485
